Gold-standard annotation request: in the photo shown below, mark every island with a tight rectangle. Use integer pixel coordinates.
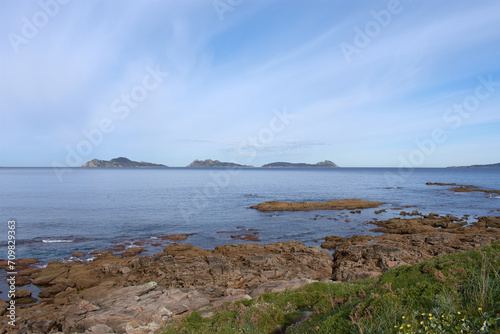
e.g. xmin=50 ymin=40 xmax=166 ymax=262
xmin=186 ymin=159 xmax=253 ymax=168
xmin=82 ymin=157 xmax=168 ymax=168
xmin=448 ymin=162 xmax=500 ymax=168
xmin=261 ymin=160 xmax=339 ymax=168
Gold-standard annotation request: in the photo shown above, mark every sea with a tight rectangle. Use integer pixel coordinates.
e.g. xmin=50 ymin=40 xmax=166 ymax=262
xmin=1 ymin=167 xmax=499 ymax=264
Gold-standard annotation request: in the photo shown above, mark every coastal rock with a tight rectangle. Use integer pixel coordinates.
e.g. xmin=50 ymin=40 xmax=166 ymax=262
xmin=425 ymin=182 xmax=457 ymax=186
xmin=14 ymin=289 xmax=32 ymax=299
xmin=32 ymin=260 xmax=68 ymax=285
xmin=159 ymin=234 xmax=188 ymax=241
xmin=72 ymin=252 xmax=85 ymax=257
xmin=162 ymin=243 xmax=211 ymax=258
xmin=6 ymin=241 xmax=332 ymax=333
xmin=13 ymin=275 xmax=32 ymax=286
xmin=331 ymin=216 xmax=500 ymax=281
xmin=0 ymin=299 xmax=9 ymax=316
xmin=121 ymin=247 xmax=146 ymax=258
xmin=0 ymin=257 xmax=39 ymax=270
xmin=250 ymin=199 xmax=384 ymax=211
xmin=321 ymin=235 xmax=373 ymax=250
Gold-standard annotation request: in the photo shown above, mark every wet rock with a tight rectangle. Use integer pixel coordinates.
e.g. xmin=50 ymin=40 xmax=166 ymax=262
xmin=16 ymin=297 xmax=38 ymax=305
xmin=121 ymin=247 xmax=146 ymax=258
xmin=476 ymin=216 xmax=500 ymax=228
xmin=159 ymin=234 xmax=188 ymax=241
xmin=230 ymin=234 xmax=261 ymax=241
xmin=426 ymin=182 xmax=456 ymax=186
xmin=72 ymin=252 xmax=85 ymax=257
xmin=32 ymin=260 xmax=68 ymax=285
xmin=448 ymin=184 xmax=500 ymax=195
xmin=14 ymin=289 xmax=31 ymax=299
xmin=13 ymin=275 xmax=32 ymax=286
xmin=18 ymin=267 xmax=43 ymax=277
xmin=0 ymin=257 xmax=39 ymax=270
xmin=250 ymin=199 xmax=384 ymax=211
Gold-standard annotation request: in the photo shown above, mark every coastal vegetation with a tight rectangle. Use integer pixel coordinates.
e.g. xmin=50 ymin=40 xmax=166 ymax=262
xmin=162 ymin=242 xmax=500 ymax=334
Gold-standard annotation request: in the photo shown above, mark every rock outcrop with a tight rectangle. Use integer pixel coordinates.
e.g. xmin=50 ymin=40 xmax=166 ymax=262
xmin=2 ymin=241 xmax=331 ymax=333
xmin=327 ymin=215 xmax=500 ymax=281
xmin=425 ymin=181 xmax=500 ymax=195
xmin=250 ymin=199 xmax=384 ymax=211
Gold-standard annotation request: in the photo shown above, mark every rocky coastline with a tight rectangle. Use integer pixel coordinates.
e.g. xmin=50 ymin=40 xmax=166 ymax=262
xmin=0 ymin=242 xmax=332 ymax=333
xmin=1 ymin=183 xmax=499 ymax=333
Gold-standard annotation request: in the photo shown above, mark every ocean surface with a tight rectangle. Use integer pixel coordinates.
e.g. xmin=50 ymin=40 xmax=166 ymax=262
xmin=0 ymin=167 xmax=499 ymax=265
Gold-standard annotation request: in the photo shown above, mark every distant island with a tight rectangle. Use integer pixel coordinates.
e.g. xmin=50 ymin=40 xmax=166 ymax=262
xmin=82 ymin=157 xmax=168 ymax=168
xmin=448 ymin=162 xmax=500 ymax=168
xmin=261 ymin=160 xmax=339 ymax=168
xmin=187 ymin=159 xmax=253 ymax=168
xmin=81 ymin=157 xmax=340 ymax=168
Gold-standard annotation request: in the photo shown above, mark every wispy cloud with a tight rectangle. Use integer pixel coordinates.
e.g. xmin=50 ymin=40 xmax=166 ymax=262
xmin=1 ymin=0 xmax=499 ymax=166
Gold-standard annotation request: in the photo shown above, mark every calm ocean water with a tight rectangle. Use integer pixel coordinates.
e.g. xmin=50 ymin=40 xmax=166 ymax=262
xmin=0 ymin=167 xmax=499 ymax=264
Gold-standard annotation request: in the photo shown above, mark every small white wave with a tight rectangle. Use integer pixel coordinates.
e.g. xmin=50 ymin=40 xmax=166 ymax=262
xmin=42 ymin=239 xmax=74 ymax=243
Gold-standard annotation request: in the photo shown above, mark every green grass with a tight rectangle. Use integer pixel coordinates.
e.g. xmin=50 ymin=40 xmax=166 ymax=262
xmin=162 ymin=242 xmax=500 ymax=333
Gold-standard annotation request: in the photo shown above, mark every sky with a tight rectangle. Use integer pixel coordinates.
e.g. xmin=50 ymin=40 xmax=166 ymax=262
xmin=1 ymin=0 xmax=500 ymax=168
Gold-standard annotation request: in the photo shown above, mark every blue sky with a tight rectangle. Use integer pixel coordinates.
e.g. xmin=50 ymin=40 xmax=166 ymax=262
xmin=1 ymin=0 xmax=500 ymax=167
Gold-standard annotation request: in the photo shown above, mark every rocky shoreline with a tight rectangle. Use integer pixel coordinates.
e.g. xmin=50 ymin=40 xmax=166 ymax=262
xmin=1 ymin=186 xmax=499 ymax=333
xmin=2 ymin=212 xmax=499 ymax=333
xmin=0 ymin=242 xmax=332 ymax=333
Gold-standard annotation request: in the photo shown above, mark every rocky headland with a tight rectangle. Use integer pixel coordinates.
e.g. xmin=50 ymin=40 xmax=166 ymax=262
xmin=448 ymin=162 xmax=500 ymax=168
xmin=82 ymin=157 xmax=167 ymax=168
